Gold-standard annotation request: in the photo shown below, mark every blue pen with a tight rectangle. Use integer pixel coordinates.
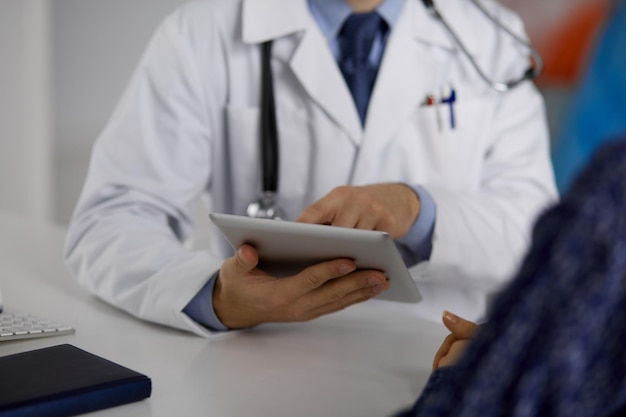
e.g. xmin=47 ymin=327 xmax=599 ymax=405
xmin=441 ymin=87 xmax=456 ymax=129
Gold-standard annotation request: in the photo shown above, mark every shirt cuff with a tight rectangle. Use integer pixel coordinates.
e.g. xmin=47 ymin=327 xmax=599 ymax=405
xmin=183 ymin=272 xmax=229 ymax=331
xmin=395 ymin=185 xmax=436 ymax=265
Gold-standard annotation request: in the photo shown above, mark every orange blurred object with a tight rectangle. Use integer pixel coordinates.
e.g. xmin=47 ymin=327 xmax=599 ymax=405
xmin=536 ymin=1 xmax=611 ymax=87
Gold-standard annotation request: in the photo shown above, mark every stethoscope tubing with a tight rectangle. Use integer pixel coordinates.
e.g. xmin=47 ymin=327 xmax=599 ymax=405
xmin=422 ymin=0 xmax=543 ymax=92
xmin=260 ymin=40 xmax=280 ymax=194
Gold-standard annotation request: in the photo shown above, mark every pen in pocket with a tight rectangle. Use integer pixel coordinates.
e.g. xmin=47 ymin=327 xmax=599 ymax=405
xmin=426 ymin=93 xmax=443 ymax=131
xmin=440 ymin=85 xmax=456 ymax=129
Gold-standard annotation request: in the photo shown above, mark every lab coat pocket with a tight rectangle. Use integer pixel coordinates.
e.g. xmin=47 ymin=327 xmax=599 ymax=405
xmin=418 ymin=85 xmax=489 ymax=133
xmin=414 ymin=86 xmax=492 ymax=184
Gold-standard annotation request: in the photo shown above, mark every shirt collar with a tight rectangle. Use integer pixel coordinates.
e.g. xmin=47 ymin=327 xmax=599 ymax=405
xmin=307 ymin=0 xmax=406 ymax=40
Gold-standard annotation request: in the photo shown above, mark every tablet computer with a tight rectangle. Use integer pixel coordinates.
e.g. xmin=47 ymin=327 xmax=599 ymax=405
xmin=209 ymin=213 xmax=421 ymax=303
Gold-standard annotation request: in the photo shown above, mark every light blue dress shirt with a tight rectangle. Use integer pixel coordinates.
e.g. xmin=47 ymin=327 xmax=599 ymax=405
xmin=184 ymin=0 xmax=437 ymax=331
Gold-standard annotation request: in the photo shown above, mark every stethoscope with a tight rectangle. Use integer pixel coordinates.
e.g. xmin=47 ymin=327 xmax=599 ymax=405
xmin=246 ymin=0 xmax=543 ymax=220
xmin=423 ymin=0 xmax=543 ymax=92
xmin=245 ymin=41 xmax=285 ymax=220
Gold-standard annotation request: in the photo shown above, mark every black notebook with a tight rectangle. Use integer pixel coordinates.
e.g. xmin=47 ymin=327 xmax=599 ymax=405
xmin=0 ymin=344 xmax=151 ymax=417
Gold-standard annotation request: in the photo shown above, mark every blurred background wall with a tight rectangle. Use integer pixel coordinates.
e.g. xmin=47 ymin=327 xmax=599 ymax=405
xmin=0 ymin=0 xmax=183 ymax=225
xmin=53 ymin=0 xmax=186 ymax=224
xmin=502 ymin=0 xmax=611 ymax=85
xmin=0 ymin=0 xmax=619 ymax=225
xmin=0 ymin=0 xmax=52 ymax=221
xmin=501 ymin=0 xmax=615 ymax=142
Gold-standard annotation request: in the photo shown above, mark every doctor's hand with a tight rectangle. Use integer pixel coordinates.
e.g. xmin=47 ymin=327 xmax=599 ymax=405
xmin=297 ymin=183 xmax=420 ymax=239
xmin=212 ymin=244 xmax=390 ymax=329
xmin=432 ymin=311 xmax=479 ymax=370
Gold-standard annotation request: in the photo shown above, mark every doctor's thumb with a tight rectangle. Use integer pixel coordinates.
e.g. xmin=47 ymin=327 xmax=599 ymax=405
xmin=232 ymin=244 xmax=259 ymax=274
xmin=442 ymin=310 xmax=478 ymax=340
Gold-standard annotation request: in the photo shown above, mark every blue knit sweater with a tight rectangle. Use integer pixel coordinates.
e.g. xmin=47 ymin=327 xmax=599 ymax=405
xmin=396 ymin=139 xmax=626 ymax=417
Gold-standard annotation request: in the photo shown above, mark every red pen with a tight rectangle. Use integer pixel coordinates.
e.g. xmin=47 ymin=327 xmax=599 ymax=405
xmin=426 ymin=93 xmax=442 ymax=131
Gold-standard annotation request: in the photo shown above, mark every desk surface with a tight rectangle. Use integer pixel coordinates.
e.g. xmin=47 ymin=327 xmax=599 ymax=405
xmin=0 ymin=212 xmax=447 ymax=417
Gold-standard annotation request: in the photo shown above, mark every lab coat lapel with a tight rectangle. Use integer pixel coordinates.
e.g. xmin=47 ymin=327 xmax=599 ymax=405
xmin=243 ymin=0 xmax=362 ymax=145
xmin=289 ymin=27 xmax=363 ymax=145
xmin=242 ymin=0 xmax=309 ymax=42
xmin=355 ymin=0 xmax=476 ymax=182
xmin=242 ymin=0 xmax=482 ymax=151
xmin=358 ymin=1 xmax=443 ymax=173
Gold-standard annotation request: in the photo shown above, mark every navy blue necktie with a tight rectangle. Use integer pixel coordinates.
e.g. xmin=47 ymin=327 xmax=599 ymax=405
xmin=338 ymin=12 xmax=388 ymax=125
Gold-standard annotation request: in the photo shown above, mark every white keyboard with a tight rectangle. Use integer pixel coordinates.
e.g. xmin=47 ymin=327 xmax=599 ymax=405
xmin=0 ymin=311 xmax=75 ymax=341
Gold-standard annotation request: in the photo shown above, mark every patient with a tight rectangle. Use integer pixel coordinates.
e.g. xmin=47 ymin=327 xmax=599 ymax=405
xmin=395 ymin=138 xmax=626 ymax=417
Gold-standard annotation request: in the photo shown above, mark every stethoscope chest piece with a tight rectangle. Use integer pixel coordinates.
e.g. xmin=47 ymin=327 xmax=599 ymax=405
xmin=246 ymin=191 xmax=285 ymax=220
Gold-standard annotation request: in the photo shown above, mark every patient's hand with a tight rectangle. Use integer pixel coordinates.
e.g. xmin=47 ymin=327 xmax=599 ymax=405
xmin=432 ymin=311 xmax=479 ymax=370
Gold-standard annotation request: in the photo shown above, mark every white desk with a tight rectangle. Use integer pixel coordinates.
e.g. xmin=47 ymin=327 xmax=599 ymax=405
xmin=0 ymin=212 xmax=447 ymax=417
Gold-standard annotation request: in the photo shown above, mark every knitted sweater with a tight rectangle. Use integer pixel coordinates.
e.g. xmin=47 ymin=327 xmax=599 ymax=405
xmin=396 ymin=139 xmax=626 ymax=417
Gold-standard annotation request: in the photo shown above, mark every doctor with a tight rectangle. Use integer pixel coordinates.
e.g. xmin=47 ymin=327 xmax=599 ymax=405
xmin=65 ymin=0 xmax=557 ymax=337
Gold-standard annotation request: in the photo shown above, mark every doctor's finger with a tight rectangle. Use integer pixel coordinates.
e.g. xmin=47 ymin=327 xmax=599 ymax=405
xmin=325 ymin=201 xmax=381 ymax=230
xmin=307 ymin=280 xmax=389 ymax=319
xmin=327 ymin=208 xmax=362 ymax=229
xmin=297 ymin=201 xmax=335 ymax=225
xmin=332 ymin=191 xmax=388 ymax=230
xmin=297 ymin=187 xmax=354 ymax=224
xmin=353 ymin=213 xmax=381 ymax=232
xmin=303 ymin=269 xmax=389 ymax=310
xmin=287 ymin=259 xmax=358 ymax=296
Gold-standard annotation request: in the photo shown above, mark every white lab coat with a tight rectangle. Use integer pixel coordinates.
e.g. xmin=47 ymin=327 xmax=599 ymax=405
xmin=65 ymin=0 xmax=557 ymax=337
